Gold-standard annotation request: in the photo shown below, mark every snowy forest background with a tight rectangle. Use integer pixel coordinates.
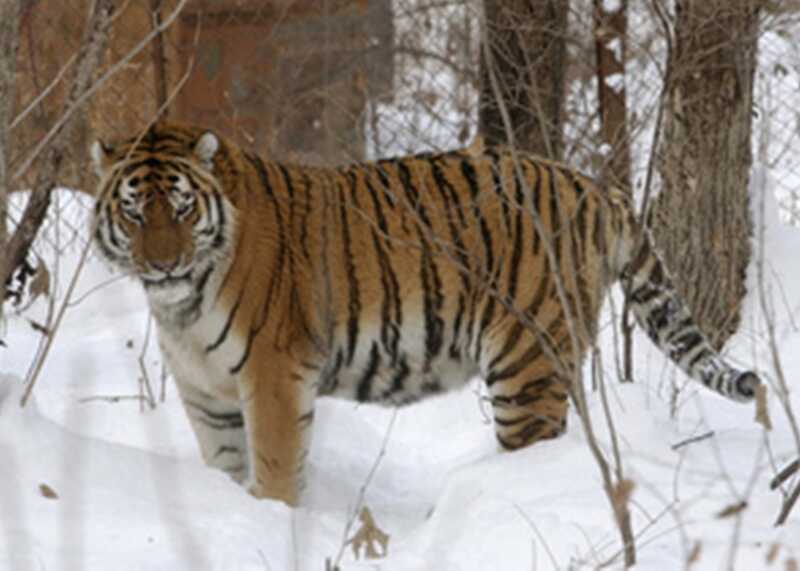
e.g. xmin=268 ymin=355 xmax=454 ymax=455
xmin=2 ymin=0 xmax=800 ymax=569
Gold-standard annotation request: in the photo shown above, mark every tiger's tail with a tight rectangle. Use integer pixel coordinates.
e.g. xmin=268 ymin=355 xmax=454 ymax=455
xmin=618 ymin=224 xmax=759 ymax=402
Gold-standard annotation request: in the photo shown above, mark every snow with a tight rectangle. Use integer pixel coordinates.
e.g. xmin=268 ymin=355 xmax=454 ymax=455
xmin=3 ymin=6 xmax=800 ymax=567
xmin=2 ymin=174 xmax=800 ymax=570
xmin=605 ymin=37 xmax=623 ymax=63
xmin=604 ymin=72 xmax=625 ymax=94
xmin=603 ymin=0 xmax=623 ymax=13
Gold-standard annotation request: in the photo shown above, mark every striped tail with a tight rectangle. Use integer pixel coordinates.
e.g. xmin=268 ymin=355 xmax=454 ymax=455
xmin=620 ymin=232 xmax=759 ymax=402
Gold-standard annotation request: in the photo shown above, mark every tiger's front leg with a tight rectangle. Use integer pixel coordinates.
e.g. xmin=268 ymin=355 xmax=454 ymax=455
xmin=239 ymin=352 xmax=317 ymax=506
xmin=173 ymin=380 xmax=249 ymax=484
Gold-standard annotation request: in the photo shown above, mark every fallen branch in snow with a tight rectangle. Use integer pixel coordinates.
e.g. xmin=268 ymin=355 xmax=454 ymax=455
xmin=774 ymin=482 xmax=800 ymax=527
xmin=770 ymin=458 xmax=800 ymax=491
xmin=670 ymin=430 xmax=715 ymax=451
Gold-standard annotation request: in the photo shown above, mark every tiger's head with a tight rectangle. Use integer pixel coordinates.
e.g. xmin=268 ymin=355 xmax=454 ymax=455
xmin=91 ymin=123 xmax=236 ymax=313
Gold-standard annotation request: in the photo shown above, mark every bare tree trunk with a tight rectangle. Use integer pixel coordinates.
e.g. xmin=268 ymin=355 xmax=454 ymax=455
xmin=650 ymin=0 xmax=762 ymax=350
xmin=1 ymin=0 xmax=116 ymax=292
xmin=593 ymin=0 xmax=630 ymax=189
xmin=0 ymin=0 xmax=20 ymax=308
xmin=479 ymin=0 xmax=569 ymax=158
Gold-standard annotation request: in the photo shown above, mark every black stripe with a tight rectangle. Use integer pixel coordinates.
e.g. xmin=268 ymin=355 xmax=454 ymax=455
xmin=300 ymin=170 xmax=313 ymax=260
xmin=430 ymin=158 xmax=471 ymax=287
xmin=449 ymin=293 xmax=466 ymax=360
xmin=506 ymin=164 xmax=525 ymax=299
xmin=370 ymin=226 xmax=402 ymax=365
xmin=186 ymin=402 xmax=244 ymax=430
xmin=374 ymin=163 xmax=396 ymax=209
xmin=486 ymin=149 xmax=512 ymax=235
xmin=364 ymin=171 xmax=393 ymax=251
xmin=529 ymin=162 xmax=543 ymax=255
xmin=460 ymin=158 xmax=494 ymax=274
xmin=206 ymin=286 xmax=245 ymax=352
xmin=338 ymin=184 xmax=361 ymax=365
xmin=356 ymin=342 xmax=382 ymax=402
xmin=396 ymin=160 xmax=432 ymax=228
xmin=421 ymin=249 xmax=445 ymax=371
xmin=383 ymin=356 xmax=411 ymax=400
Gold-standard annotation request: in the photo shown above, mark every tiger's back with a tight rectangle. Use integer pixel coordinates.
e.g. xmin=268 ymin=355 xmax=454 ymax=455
xmin=91 ymin=122 xmax=758 ymax=505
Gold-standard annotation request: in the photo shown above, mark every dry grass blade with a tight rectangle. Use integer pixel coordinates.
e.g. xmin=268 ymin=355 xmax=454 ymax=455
xmin=687 ymin=540 xmax=702 ymax=567
xmin=756 ymin=384 xmax=773 ymax=432
xmin=716 ymin=501 xmax=748 ymax=519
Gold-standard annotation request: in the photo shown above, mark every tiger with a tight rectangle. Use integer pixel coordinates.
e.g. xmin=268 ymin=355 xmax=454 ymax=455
xmin=90 ymin=121 xmax=760 ymax=506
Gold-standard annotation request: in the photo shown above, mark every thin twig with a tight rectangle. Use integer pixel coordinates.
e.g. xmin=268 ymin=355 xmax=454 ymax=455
xmin=137 ymin=313 xmax=156 ymax=411
xmin=332 ymin=409 xmax=398 ymax=567
xmin=670 ymin=430 xmax=715 ymax=451
xmin=79 ymin=394 xmax=149 ymax=404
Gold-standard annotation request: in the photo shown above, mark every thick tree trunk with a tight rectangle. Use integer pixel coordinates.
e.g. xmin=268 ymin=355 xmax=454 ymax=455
xmin=479 ymin=0 xmax=568 ymax=158
xmin=651 ymin=0 xmax=762 ymax=350
xmin=593 ymin=0 xmax=630 ymax=189
xmin=0 ymin=0 xmax=20 ymax=306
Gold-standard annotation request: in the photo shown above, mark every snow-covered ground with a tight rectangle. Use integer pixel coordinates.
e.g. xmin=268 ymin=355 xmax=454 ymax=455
xmin=2 ymin=169 xmax=799 ymax=570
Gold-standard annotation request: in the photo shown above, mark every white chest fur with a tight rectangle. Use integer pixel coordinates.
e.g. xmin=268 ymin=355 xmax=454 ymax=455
xmin=156 ymin=304 xmax=245 ymax=403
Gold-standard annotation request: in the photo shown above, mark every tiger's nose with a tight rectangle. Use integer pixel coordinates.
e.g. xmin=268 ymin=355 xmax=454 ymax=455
xmin=149 ymin=256 xmax=181 ymax=273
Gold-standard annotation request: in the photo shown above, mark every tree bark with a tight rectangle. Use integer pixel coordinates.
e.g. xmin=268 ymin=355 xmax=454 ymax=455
xmin=593 ymin=0 xmax=630 ymax=189
xmin=0 ymin=0 xmax=20 ymax=307
xmin=651 ymin=0 xmax=762 ymax=350
xmin=479 ymin=0 xmax=569 ymax=158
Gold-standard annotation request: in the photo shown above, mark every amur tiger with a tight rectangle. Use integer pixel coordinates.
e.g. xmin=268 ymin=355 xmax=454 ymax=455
xmin=90 ymin=122 xmax=759 ymax=505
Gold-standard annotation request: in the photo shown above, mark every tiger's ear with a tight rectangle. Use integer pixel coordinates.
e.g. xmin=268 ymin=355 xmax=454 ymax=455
xmin=90 ymin=140 xmax=114 ymax=176
xmin=193 ymin=131 xmax=219 ymax=169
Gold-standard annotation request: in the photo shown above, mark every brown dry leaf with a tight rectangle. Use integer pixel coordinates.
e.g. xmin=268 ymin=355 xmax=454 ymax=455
xmin=687 ymin=541 xmax=702 ymax=566
xmin=716 ymin=501 xmax=748 ymax=519
xmin=755 ymin=384 xmax=773 ymax=431
xmin=787 ymin=558 xmax=798 ymax=571
xmin=39 ymin=483 xmax=58 ymax=500
xmin=28 ymin=319 xmax=51 ymax=336
xmin=355 ymin=0 xmax=369 ymax=13
xmin=28 ymin=259 xmax=51 ymax=304
xmin=766 ymin=542 xmax=781 ymax=565
xmin=348 ymin=506 xmax=389 ymax=560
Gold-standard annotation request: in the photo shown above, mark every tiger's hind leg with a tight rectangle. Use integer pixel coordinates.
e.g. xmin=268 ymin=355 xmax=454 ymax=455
xmin=484 ymin=340 xmax=573 ymax=450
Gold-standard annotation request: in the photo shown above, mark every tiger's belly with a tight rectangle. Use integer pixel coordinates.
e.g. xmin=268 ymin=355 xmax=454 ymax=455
xmin=318 ymin=320 xmax=480 ymax=405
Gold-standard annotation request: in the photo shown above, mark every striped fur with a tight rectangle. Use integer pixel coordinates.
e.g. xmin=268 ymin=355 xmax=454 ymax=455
xmin=91 ymin=122 xmax=759 ymax=505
